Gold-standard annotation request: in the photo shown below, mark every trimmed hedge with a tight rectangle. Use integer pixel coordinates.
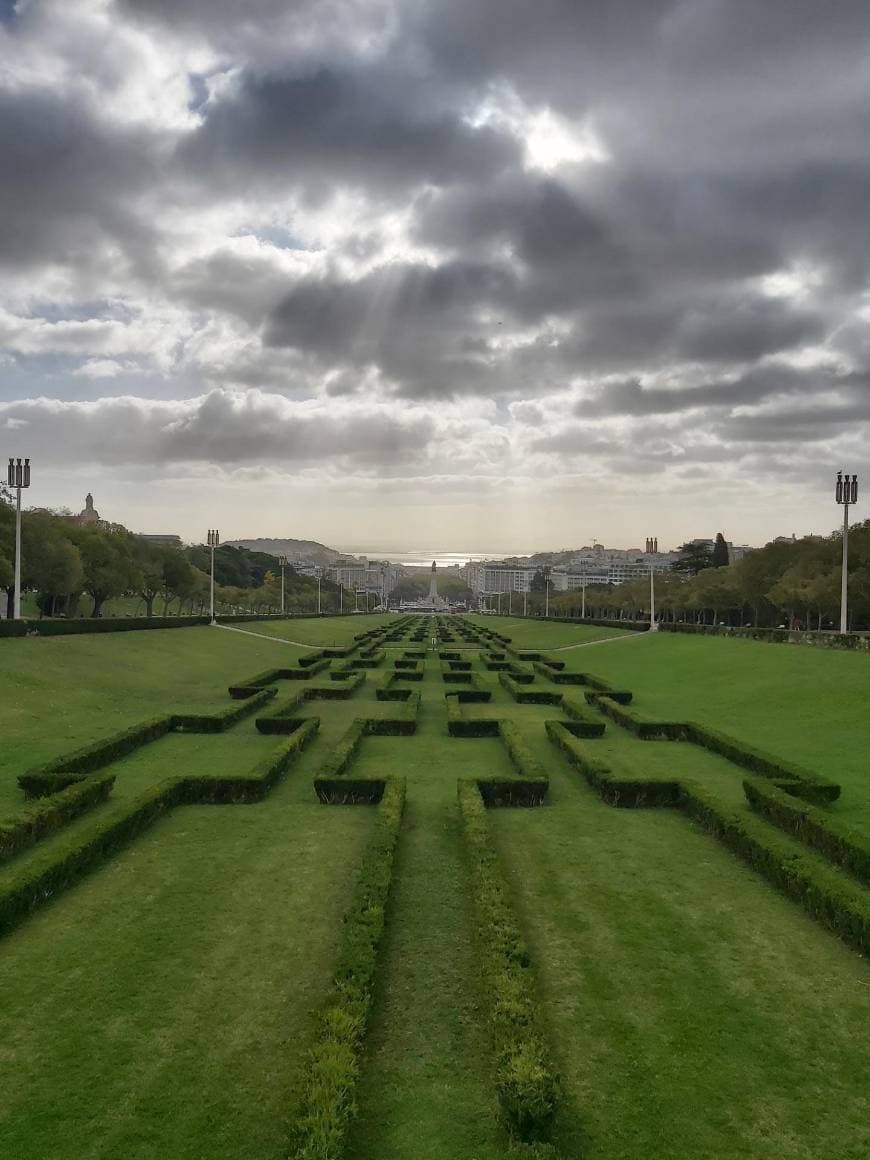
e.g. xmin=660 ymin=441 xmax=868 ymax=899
xmin=227 ymin=659 xmax=331 ymax=696
xmin=289 ymin=778 xmax=406 ymax=1158
xmin=499 ymin=720 xmax=548 ymax=783
xmin=457 ymin=780 xmax=560 ymax=1143
xmin=682 ymin=781 xmax=870 ymax=956
xmin=532 ymin=662 xmax=584 ymax=685
xmin=744 ymin=778 xmax=870 ymax=886
xmin=546 ymin=721 xmax=870 ymax=954
xmin=0 ymin=722 xmax=320 ymax=936
xmin=172 ymin=687 xmax=277 ymax=733
xmin=19 ymin=717 xmax=175 ymax=798
xmin=499 ymin=672 xmax=563 ymax=705
xmin=314 ymin=696 xmax=420 ymax=803
xmin=0 ymin=612 xmax=344 ymax=638
xmin=445 ymin=698 xmax=500 ymax=737
xmin=558 ymin=698 xmax=606 ymax=737
xmin=0 ymin=772 xmax=115 ymax=864
xmin=547 ymin=721 xmax=679 ymax=808
xmin=659 ymin=622 xmax=870 ymax=651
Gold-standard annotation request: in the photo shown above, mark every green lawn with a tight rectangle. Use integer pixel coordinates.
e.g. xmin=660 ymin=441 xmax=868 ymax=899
xmin=552 ymin=629 xmax=870 ymax=834
xmin=0 ymin=617 xmax=400 ymax=812
xmin=0 ymin=617 xmax=867 ymax=1159
xmin=0 ymin=738 xmax=373 ymax=1160
xmin=468 ymin=613 xmax=629 ymax=649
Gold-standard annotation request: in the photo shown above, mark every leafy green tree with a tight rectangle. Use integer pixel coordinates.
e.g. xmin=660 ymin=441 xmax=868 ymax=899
xmin=161 ymin=550 xmax=195 ymax=615
xmin=671 ymin=541 xmax=714 ymax=576
xmin=78 ymin=530 xmax=140 ymax=618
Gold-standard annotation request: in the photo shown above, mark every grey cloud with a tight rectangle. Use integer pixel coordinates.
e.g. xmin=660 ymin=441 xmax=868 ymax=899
xmin=179 ymin=65 xmax=519 ymax=195
xmin=0 ymin=87 xmax=159 ymax=273
xmin=0 ymin=390 xmax=434 ymax=467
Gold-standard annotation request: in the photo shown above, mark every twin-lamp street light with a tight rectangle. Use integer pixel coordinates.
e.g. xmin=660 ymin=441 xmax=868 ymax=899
xmin=836 ymin=471 xmax=859 ymax=634
xmin=7 ymin=457 xmax=30 ymax=620
xmin=207 ymin=528 xmax=219 ymax=625
xmin=278 ymin=555 xmax=287 ymax=614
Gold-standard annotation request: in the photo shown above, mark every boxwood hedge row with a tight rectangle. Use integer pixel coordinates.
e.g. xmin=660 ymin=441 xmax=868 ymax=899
xmin=0 ymin=772 xmax=115 ymax=865
xmin=546 ymin=721 xmax=869 ymax=954
xmin=743 ymin=778 xmax=870 ymax=885
xmin=457 ymin=779 xmax=561 ymax=1147
xmin=1 ymin=722 xmax=319 ymax=936
xmin=289 ymin=778 xmax=405 ymax=1159
xmin=591 ymin=698 xmax=840 ymax=804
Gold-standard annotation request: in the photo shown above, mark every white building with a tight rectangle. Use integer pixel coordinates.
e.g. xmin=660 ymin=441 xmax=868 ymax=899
xmin=465 ymin=545 xmax=678 ymax=594
xmin=326 ymin=559 xmax=401 ymax=598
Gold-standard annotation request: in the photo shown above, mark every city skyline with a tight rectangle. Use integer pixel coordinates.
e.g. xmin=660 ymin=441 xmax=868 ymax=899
xmin=2 ymin=3 xmax=869 ymax=546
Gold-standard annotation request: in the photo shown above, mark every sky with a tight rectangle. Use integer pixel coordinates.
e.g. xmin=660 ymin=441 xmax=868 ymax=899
xmin=1 ymin=0 xmax=869 ymax=553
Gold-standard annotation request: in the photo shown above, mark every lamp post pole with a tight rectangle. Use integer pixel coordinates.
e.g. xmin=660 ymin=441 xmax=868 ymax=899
xmin=7 ymin=458 xmax=31 ymax=620
xmin=317 ymin=575 xmax=322 ymax=616
xmin=649 ymin=537 xmax=659 ymax=632
xmin=836 ymin=471 xmax=859 ymax=634
xmin=508 ymin=588 xmax=512 ymax=616
xmin=523 ymin=588 xmax=528 ymax=617
xmin=545 ymin=576 xmax=550 ymax=618
xmin=581 ymin=580 xmax=586 ymax=620
xmin=278 ymin=555 xmax=287 ymax=614
xmin=207 ymin=528 xmax=219 ymax=625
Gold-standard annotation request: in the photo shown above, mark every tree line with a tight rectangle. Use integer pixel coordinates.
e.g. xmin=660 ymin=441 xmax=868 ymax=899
xmin=0 ymin=494 xmax=343 ymax=618
xmin=546 ymin=526 xmax=870 ymax=630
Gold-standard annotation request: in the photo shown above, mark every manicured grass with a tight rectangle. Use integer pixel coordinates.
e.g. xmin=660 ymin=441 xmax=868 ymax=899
xmin=489 ymin=753 xmax=870 ymax=1159
xmin=345 ymin=664 xmax=510 ymax=1160
xmin=229 ymin=612 xmax=396 ymax=647
xmin=558 ymin=631 xmax=870 ymax=834
xmin=0 ymin=745 xmax=373 ymax=1160
xmin=1 ymin=616 xmax=868 ymax=1159
xmin=0 ymin=617 xmax=399 ymax=812
xmin=467 ymin=613 xmax=630 ymax=649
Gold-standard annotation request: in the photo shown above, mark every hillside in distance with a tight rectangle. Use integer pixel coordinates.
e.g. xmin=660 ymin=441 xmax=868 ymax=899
xmin=225 ymin=538 xmax=349 ymax=565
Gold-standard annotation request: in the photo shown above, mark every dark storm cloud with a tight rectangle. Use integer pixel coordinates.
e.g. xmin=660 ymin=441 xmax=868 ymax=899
xmin=264 ymin=259 xmax=522 ymax=397
xmin=3 ymin=0 xmax=870 ymax=497
xmin=0 ymin=87 xmax=159 ymax=272
xmin=579 ymin=365 xmax=815 ymax=419
xmin=178 ymin=66 xmax=519 ymax=195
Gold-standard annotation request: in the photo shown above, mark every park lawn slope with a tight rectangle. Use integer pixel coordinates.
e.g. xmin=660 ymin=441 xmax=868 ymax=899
xmin=489 ymin=738 xmax=870 ymax=1160
xmin=0 ymin=737 xmax=373 ymax=1160
xmin=226 ymin=612 xmax=397 ymax=647
xmin=467 ymin=613 xmax=631 ymax=649
xmin=562 ymin=630 xmax=870 ymax=834
xmin=0 ymin=623 xmax=328 ymax=810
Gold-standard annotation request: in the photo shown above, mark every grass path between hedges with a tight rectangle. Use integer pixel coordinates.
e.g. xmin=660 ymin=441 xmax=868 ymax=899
xmin=543 ymin=626 xmax=870 ymax=836
xmin=0 ymin=714 xmax=374 ymax=1160
xmin=485 ymin=685 xmax=870 ymax=1160
xmin=345 ymin=662 xmax=510 ymax=1160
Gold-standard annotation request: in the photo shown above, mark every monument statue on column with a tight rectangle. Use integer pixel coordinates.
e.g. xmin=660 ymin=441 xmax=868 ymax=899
xmin=428 ymin=560 xmax=438 ymax=605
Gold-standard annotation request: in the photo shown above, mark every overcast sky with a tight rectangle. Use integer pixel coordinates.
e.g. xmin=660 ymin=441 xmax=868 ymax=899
xmin=1 ymin=1 xmax=869 ymax=552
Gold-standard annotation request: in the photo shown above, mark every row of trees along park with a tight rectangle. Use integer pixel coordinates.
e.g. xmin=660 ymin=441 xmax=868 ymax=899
xmin=0 ymin=492 xmax=343 ymax=619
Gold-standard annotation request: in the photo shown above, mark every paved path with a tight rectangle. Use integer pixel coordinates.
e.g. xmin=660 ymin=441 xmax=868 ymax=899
xmin=216 ymin=623 xmax=321 ymax=649
xmin=549 ymin=631 xmax=649 ymax=652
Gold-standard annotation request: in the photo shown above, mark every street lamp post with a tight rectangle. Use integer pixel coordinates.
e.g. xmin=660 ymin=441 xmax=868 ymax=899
xmin=7 ymin=457 xmax=30 ymax=620
xmin=581 ymin=580 xmax=586 ymax=620
xmin=523 ymin=587 xmax=528 ymax=617
xmin=278 ymin=555 xmax=287 ymax=614
xmin=545 ymin=576 xmax=550 ymax=618
xmin=207 ymin=528 xmax=219 ymax=625
xmin=508 ymin=587 xmax=512 ymax=616
xmin=648 ymin=537 xmax=659 ymax=633
xmin=836 ymin=471 xmax=859 ymax=634
xmin=317 ymin=575 xmax=322 ymax=616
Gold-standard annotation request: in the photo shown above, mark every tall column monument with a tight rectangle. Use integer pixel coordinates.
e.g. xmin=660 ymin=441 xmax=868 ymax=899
xmin=428 ymin=560 xmax=438 ymax=604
